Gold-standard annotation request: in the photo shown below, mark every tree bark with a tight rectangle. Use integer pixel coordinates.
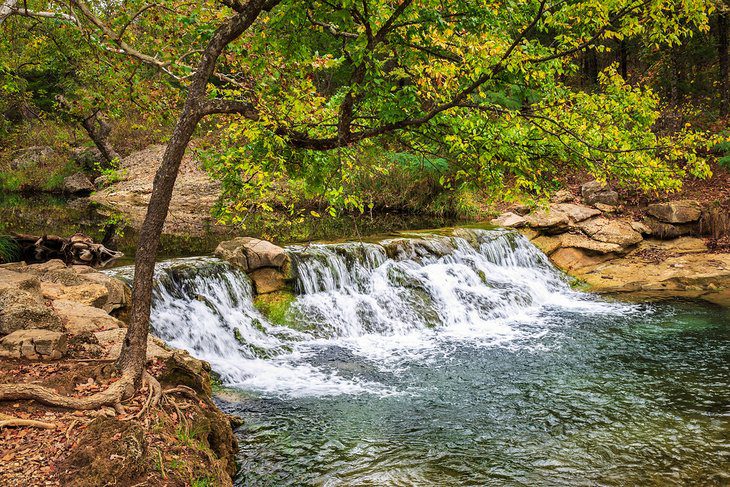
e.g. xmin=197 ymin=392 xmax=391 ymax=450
xmin=719 ymin=9 xmax=729 ymax=117
xmin=0 ymin=0 xmax=18 ymax=24
xmin=81 ymin=111 xmax=121 ymax=164
xmin=116 ymin=2 xmax=274 ymax=388
xmin=619 ymin=39 xmax=628 ymax=80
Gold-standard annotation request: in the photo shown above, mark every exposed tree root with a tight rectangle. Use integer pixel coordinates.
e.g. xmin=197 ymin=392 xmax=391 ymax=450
xmin=130 ymin=372 xmax=161 ymax=419
xmin=0 ymin=371 xmax=137 ymax=410
xmin=0 ymin=413 xmax=55 ymax=429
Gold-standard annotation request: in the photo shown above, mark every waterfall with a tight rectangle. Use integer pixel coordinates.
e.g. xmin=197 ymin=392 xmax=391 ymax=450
xmin=109 ymin=229 xmax=627 ymax=397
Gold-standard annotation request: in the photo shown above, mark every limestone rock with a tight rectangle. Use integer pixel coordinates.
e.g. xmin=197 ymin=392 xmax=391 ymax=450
xmin=0 ymin=286 xmax=63 ymax=335
xmin=594 ymin=202 xmax=618 ymax=213
xmin=0 ymin=329 xmax=67 ymax=360
xmin=550 ymin=247 xmax=615 ymax=271
xmin=524 ymin=208 xmax=570 ymax=234
xmin=550 ymin=189 xmax=574 ymax=204
xmin=94 ymin=328 xmax=172 ymax=361
xmin=556 ymin=238 xmax=730 ymax=306
xmin=553 ymin=203 xmax=601 ymax=223
xmin=512 ymin=203 xmax=531 ymax=216
xmin=647 ymin=199 xmax=702 ymax=224
xmin=10 ymin=146 xmax=54 ymax=170
xmin=559 ymin=234 xmax=623 ymax=254
xmin=215 ymin=237 xmax=289 ymax=273
xmin=643 ymin=217 xmax=696 ymax=239
xmin=63 ymin=172 xmax=95 ymax=195
xmin=630 ymin=221 xmax=652 ymax=235
xmin=532 ymin=235 xmax=562 ymax=255
xmin=578 ymin=217 xmax=642 ymax=247
xmin=581 ymin=180 xmax=620 ymax=207
xmin=490 ymin=212 xmax=527 ymax=228
xmin=249 ymin=268 xmax=288 ymax=295
xmin=52 ymin=299 xmax=124 ymax=334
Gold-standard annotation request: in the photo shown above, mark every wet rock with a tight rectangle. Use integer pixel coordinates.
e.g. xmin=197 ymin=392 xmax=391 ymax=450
xmin=158 ymin=350 xmax=213 ymax=397
xmin=0 ymin=329 xmax=67 ymax=360
xmin=647 ymin=199 xmax=702 ymax=224
xmin=215 ymin=237 xmax=289 ymax=273
xmin=382 ymin=237 xmax=455 ymax=261
xmin=63 ymin=172 xmax=95 ymax=195
xmin=490 ymin=211 xmax=526 ymax=228
xmin=249 ymin=267 xmax=289 ymax=294
xmin=556 ymin=238 xmax=730 ymax=306
xmin=581 ymin=180 xmax=620 ymax=207
xmin=578 ymin=217 xmax=642 ymax=247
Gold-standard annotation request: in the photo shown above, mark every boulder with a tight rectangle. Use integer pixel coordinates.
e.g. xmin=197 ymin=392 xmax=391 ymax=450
xmin=581 ymin=180 xmax=620 ymax=207
xmin=490 ymin=212 xmax=527 ymax=228
xmin=94 ymin=328 xmax=172 ymax=361
xmin=630 ymin=221 xmax=652 ymax=235
xmin=0 ymin=329 xmax=67 ymax=360
xmin=647 ymin=199 xmax=702 ymax=224
xmin=63 ymin=172 xmax=96 ymax=195
xmin=249 ymin=268 xmax=289 ymax=295
xmin=52 ymin=299 xmax=124 ymax=334
xmin=0 ymin=286 xmax=63 ymax=335
xmin=524 ymin=208 xmax=570 ymax=234
xmin=10 ymin=146 xmax=54 ymax=170
xmin=578 ymin=217 xmax=642 ymax=247
xmin=550 ymin=247 xmax=616 ymax=271
xmin=512 ymin=203 xmax=531 ymax=216
xmin=559 ymin=234 xmax=623 ymax=254
xmin=643 ymin=217 xmax=697 ymax=239
xmin=553 ymin=203 xmax=601 ymax=223
xmin=215 ymin=237 xmax=289 ymax=273
xmin=550 ymin=189 xmax=574 ymax=204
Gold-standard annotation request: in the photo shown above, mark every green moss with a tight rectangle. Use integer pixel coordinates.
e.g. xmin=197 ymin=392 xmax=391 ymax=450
xmin=0 ymin=172 xmax=22 ymax=191
xmin=253 ymin=291 xmax=315 ymax=333
xmin=253 ymin=291 xmax=296 ymax=326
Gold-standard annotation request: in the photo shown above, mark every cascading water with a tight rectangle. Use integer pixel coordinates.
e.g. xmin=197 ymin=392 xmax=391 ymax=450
xmin=112 ymin=228 xmax=629 ymax=397
xmin=110 ymin=229 xmax=729 ymax=485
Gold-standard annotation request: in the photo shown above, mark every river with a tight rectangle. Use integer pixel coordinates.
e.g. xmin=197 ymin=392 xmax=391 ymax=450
xmin=108 ymin=228 xmax=729 ymax=486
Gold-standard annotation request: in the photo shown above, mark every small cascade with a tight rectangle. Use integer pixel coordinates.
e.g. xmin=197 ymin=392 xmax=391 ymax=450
xmin=112 ymin=229 xmax=628 ymax=397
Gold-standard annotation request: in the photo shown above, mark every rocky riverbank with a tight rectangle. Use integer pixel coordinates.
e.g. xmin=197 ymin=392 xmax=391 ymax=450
xmin=0 ymin=261 xmax=237 ymax=486
xmin=491 ymin=181 xmax=730 ymax=306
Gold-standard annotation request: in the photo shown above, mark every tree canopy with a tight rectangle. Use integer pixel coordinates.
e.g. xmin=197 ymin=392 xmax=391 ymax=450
xmin=1 ymin=0 xmax=721 ymax=222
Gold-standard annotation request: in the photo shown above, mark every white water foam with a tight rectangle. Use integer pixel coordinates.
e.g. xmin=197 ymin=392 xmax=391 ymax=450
xmin=111 ymin=229 xmax=635 ymax=398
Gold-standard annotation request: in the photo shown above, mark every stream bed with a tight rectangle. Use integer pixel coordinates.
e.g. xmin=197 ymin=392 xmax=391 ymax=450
xmin=110 ymin=228 xmax=728 ymax=486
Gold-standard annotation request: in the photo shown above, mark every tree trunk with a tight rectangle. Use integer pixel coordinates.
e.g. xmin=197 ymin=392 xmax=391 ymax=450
xmin=583 ymin=48 xmax=599 ymax=86
xmin=115 ymin=104 xmax=201 ymax=387
xmin=81 ymin=111 xmax=121 ymax=164
xmin=116 ymin=4 xmax=272 ymax=389
xmin=719 ymin=9 xmax=729 ymax=117
xmin=619 ymin=39 xmax=628 ymax=80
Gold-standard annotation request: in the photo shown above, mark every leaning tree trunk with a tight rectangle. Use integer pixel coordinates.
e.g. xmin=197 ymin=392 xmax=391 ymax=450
xmin=115 ymin=106 xmax=201 ymax=385
xmin=116 ymin=5 xmax=270 ymax=389
xmin=81 ymin=111 xmax=121 ymax=164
